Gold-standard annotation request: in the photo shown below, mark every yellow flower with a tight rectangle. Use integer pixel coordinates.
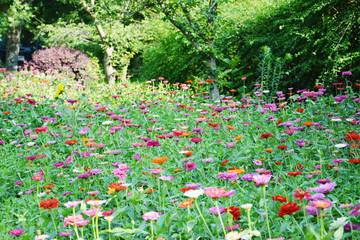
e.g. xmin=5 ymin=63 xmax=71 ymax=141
xmin=107 ymin=188 xmax=116 ymax=195
xmin=228 ymin=168 xmax=245 ymax=175
xmin=70 ymin=105 xmax=78 ymax=110
xmin=55 ymin=84 xmax=64 ymax=97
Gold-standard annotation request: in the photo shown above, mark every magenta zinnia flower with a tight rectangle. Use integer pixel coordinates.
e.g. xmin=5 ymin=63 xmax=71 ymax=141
xmin=10 ymin=229 xmax=24 ymax=236
xmin=204 ymin=187 xmax=236 ymax=199
xmin=217 ymin=172 xmax=239 ymax=180
xmin=191 ymin=137 xmax=203 ymax=143
xmin=184 ymin=162 xmax=197 ymax=171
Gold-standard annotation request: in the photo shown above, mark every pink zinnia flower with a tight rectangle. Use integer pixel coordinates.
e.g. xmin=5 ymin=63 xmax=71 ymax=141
xmin=63 ymin=215 xmax=85 ymax=227
xmin=252 ymin=174 xmax=272 ymax=186
xmin=87 ymin=191 xmax=99 ymax=196
xmin=204 ymin=187 xmax=236 ymax=199
xmin=82 ymin=208 xmax=101 ymax=218
xmin=64 ymin=201 xmax=82 ymax=208
xmin=87 ymin=200 xmax=107 ymax=207
xmin=112 ymin=168 xmax=128 ymax=179
xmin=143 ymin=211 xmax=160 ymax=221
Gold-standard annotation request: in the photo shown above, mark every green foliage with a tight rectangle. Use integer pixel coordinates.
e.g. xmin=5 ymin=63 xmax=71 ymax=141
xmin=220 ymin=0 xmax=360 ymax=90
xmin=138 ymin=19 xmax=203 ymax=82
xmin=0 ymin=0 xmax=33 ymax=34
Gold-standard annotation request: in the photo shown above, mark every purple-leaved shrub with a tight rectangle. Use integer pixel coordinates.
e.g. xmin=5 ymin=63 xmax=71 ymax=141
xmin=29 ymin=47 xmax=93 ymax=80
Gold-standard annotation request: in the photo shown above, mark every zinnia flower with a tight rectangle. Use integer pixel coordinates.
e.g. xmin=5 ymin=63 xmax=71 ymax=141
xmin=204 ymin=187 xmax=236 ymax=199
xmin=10 ymin=229 xmax=25 ymax=236
xmin=40 ymin=198 xmax=60 ymax=211
xmin=252 ymin=174 xmax=272 ymax=186
xmin=278 ymin=202 xmax=301 ymax=217
xmin=143 ymin=211 xmax=160 ymax=221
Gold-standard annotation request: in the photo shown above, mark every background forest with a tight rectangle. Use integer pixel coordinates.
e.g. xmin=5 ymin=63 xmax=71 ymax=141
xmin=0 ymin=0 xmax=359 ymax=94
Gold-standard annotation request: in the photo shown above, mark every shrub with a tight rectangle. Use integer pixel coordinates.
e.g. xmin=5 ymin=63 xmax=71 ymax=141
xmin=29 ymin=47 xmax=93 ymax=80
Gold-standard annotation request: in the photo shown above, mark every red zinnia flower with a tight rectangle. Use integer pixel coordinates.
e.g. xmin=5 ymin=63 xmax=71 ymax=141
xmin=345 ymin=131 xmax=360 ymax=142
xmin=221 ymin=159 xmax=229 ymax=166
xmin=349 ymin=158 xmax=360 ymax=164
xmin=65 ymin=140 xmax=78 ymax=145
xmin=261 ymin=133 xmax=274 ymax=139
xmin=278 ymin=202 xmax=301 ymax=217
xmin=272 ymin=195 xmax=288 ymax=203
xmin=277 ymin=145 xmax=288 ymax=150
xmin=296 ymin=109 xmax=304 ymax=113
xmin=293 ymin=188 xmax=311 ymax=201
xmin=287 ymin=171 xmax=302 ymax=177
xmin=180 ymin=187 xmax=196 ymax=193
xmin=222 ymin=206 xmax=241 ymax=221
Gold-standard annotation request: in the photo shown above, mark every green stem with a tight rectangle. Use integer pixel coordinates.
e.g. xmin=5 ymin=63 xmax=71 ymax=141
xmin=95 ymin=207 xmax=100 ymax=239
xmin=215 ymin=200 xmax=227 ymax=238
xmin=247 ymin=210 xmax=252 ymax=240
xmin=50 ymin=211 xmax=57 ymax=232
xmin=291 ymin=214 xmax=305 ymax=236
xmin=81 ymin=227 xmax=84 ymax=240
xmin=150 ymin=220 xmax=154 ymax=240
xmin=72 ymin=208 xmax=80 ymax=240
xmin=108 ymin=221 xmax=111 ymax=240
xmin=194 ymin=199 xmax=216 ymax=240
xmin=262 ymin=186 xmax=271 ymax=239
xmin=91 ymin=217 xmax=96 ymax=239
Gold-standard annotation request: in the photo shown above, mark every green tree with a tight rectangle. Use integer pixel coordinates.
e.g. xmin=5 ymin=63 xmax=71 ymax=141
xmin=0 ymin=0 xmax=32 ymax=70
xmin=62 ymin=0 xmax=148 ymax=84
xmin=154 ymin=0 xmax=229 ymax=98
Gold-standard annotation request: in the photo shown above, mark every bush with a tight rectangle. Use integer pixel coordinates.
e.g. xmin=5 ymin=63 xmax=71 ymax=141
xmin=29 ymin=47 xmax=93 ymax=80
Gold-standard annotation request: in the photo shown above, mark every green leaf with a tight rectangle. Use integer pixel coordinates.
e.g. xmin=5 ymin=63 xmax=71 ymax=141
xmin=186 ymin=220 xmax=196 ymax=232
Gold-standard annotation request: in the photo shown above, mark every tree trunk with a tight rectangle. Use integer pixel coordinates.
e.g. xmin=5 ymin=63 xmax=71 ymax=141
xmin=206 ymin=57 xmax=220 ymax=99
xmin=104 ymin=45 xmax=115 ymax=85
xmin=120 ymin=63 xmax=128 ymax=81
xmin=5 ymin=24 xmax=22 ymax=71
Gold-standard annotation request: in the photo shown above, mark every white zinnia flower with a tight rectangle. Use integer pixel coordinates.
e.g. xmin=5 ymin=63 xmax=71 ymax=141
xmin=225 ymin=231 xmax=242 ymax=240
xmin=330 ymin=217 xmax=348 ymax=230
xmin=184 ymin=189 xmax=204 ymax=199
xmin=102 ymin=120 xmax=113 ymax=125
xmin=241 ymin=203 xmax=253 ymax=211
xmin=335 ymin=143 xmax=348 ymax=148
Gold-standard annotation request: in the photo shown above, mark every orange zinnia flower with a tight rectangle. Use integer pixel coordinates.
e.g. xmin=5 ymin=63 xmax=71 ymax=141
xmin=40 ymin=198 xmax=60 ymax=211
xmin=303 ymin=121 xmax=313 ymax=127
xmin=264 ymin=148 xmax=273 ymax=153
xmin=108 ymin=183 xmax=128 ymax=192
xmin=185 ymin=151 xmax=193 ymax=157
xmin=174 ymin=168 xmax=182 ymax=172
xmin=226 ymin=125 xmax=234 ymax=130
xmin=3 ymin=111 xmax=10 ymax=115
xmin=42 ymin=185 xmax=55 ymax=189
xmin=152 ymin=156 xmax=169 ymax=165
xmin=178 ymin=199 xmax=194 ymax=208
xmin=229 ymin=89 xmax=237 ymax=92
xmin=206 ymin=79 xmax=214 ymax=83
xmin=181 ymin=132 xmax=192 ymax=137
xmin=146 ymin=188 xmax=156 ymax=194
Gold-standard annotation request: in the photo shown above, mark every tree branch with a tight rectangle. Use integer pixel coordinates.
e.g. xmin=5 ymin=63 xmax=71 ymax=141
xmin=156 ymin=0 xmax=202 ymax=51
